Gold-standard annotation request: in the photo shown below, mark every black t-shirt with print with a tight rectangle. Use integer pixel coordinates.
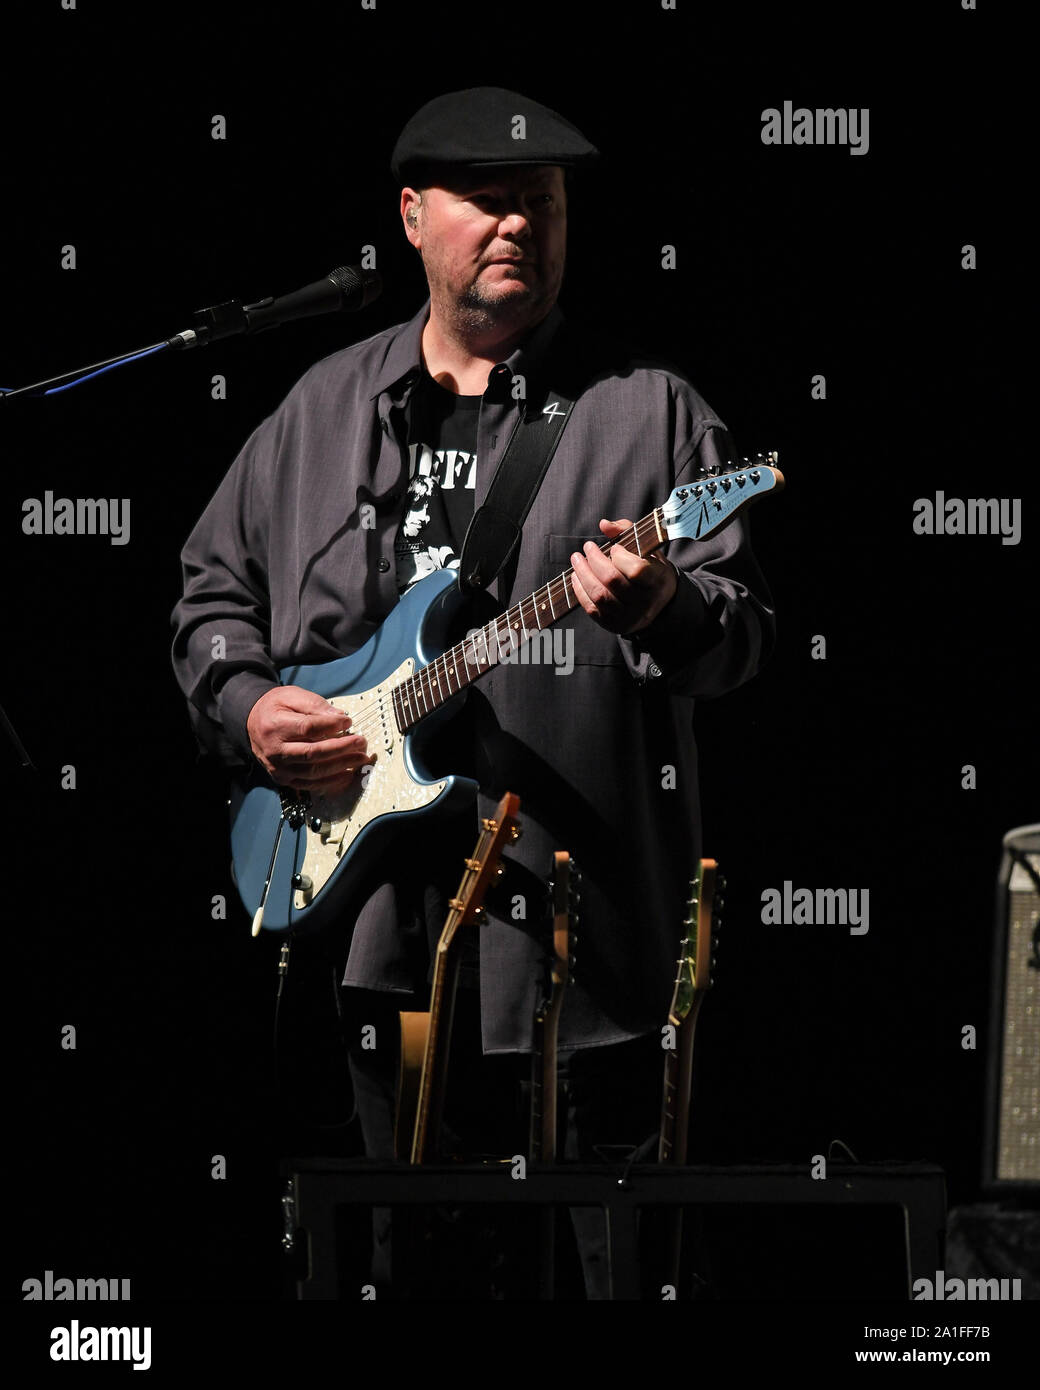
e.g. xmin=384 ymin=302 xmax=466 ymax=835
xmin=395 ymin=371 xmax=481 ymax=595
xmin=394 ymin=371 xmax=484 ymax=985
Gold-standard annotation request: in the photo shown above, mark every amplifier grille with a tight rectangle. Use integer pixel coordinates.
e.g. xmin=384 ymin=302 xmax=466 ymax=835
xmin=996 ymin=858 xmax=1040 ymax=1183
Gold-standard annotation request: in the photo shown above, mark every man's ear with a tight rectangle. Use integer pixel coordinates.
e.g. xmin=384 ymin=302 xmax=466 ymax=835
xmin=401 ymin=188 xmax=424 ymax=248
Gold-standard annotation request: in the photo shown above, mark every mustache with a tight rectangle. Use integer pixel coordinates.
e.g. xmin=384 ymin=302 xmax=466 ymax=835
xmin=482 ymin=250 xmax=537 ymax=266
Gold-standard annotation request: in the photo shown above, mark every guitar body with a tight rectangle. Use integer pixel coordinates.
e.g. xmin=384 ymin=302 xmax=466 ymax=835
xmin=230 ymin=568 xmax=479 ymax=933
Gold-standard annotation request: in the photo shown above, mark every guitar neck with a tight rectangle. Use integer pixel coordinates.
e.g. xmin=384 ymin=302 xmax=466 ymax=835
xmin=658 ymin=999 xmax=704 ymax=1165
xmin=658 ymin=859 xmax=717 ymax=1165
xmin=530 ymin=852 xmax=572 ymax=1164
xmin=393 ymin=509 xmax=668 ymax=733
xmin=410 ymin=920 xmax=464 ymax=1165
xmin=529 ymin=987 xmax=562 ymax=1164
xmin=529 ymin=1006 xmax=549 ymax=1162
xmin=409 ymin=794 xmax=522 ymax=1164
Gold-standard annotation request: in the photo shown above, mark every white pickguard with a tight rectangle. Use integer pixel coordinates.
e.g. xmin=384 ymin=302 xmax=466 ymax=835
xmin=293 ymin=658 xmax=447 ymax=910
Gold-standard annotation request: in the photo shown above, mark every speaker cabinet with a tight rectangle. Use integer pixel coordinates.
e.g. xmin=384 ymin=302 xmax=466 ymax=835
xmin=983 ymin=824 xmax=1040 ymax=1190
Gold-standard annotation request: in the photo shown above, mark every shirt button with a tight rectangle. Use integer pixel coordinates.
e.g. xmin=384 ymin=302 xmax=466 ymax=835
xmin=378 ymin=559 xmax=390 ymax=573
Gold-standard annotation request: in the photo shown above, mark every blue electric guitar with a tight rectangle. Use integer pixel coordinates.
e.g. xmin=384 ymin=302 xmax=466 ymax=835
xmin=231 ymin=457 xmax=783 ymax=934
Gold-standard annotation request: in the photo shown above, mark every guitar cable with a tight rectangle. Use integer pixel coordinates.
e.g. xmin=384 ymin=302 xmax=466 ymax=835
xmin=272 ymin=937 xmax=292 ymax=1053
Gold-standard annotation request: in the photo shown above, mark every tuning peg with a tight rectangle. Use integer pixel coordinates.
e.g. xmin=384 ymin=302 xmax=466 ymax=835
xmin=510 ymin=825 xmax=522 ymax=843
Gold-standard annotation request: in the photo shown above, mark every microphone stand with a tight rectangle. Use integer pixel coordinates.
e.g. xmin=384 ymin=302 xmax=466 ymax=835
xmin=1 ymin=298 xmax=269 ymax=403
xmin=0 ymin=340 xmax=179 ymax=402
xmin=1 ymin=269 xmax=382 ymax=402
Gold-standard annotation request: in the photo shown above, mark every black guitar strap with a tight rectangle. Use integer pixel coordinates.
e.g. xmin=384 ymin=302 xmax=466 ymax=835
xmin=458 ymin=322 xmax=602 ymax=595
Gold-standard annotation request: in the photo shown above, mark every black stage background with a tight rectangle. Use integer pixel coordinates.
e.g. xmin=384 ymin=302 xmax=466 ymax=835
xmin=2 ymin=0 xmax=1032 ymax=1353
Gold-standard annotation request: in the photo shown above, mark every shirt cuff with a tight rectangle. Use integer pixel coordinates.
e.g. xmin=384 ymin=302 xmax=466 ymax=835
xmin=218 ymin=671 xmax=281 ymax=763
xmin=627 ymin=568 xmax=723 ymax=674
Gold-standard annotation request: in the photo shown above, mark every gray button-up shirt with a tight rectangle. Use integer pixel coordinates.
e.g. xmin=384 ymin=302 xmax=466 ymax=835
xmin=171 ymin=301 xmax=775 ymax=1053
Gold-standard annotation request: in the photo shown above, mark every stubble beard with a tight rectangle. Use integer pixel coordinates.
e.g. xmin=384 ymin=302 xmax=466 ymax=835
xmin=455 ymin=275 xmax=546 ymax=336
xmin=432 ymin=259 xmax=561 ymax=342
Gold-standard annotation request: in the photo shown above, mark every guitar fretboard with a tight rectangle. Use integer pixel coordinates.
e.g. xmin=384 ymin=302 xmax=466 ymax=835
xmin=391 ymin=509 xmax=668 ymax=733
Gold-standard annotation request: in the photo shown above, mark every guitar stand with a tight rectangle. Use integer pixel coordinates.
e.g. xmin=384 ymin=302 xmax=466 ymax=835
xmin=280 ymin=1159 xmax=946 ymax=1300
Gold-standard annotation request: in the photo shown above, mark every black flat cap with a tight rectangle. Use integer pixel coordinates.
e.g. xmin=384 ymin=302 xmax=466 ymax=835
xmin=391 ymin=87 xmax=599 ymax=183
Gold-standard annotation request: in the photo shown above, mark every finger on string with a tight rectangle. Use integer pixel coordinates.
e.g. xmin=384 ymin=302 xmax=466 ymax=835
xmin=287 ymin=708 xmax=355 ymax=740
xmin=274 ymin=736 xmax=368 ymax=766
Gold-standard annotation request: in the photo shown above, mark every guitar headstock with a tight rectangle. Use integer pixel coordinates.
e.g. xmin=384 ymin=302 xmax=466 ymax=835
xmin=661 ymin=452 xmax=783 ymax=544
xmin=669 ymin=859 xmax=723 ymax=1021
xmin=533 ymin=851 xmax=580 ymax=1029
xmin=447 ymin=792 xmax=522 ymax=932
xmin=549 ymin=851 xmax=580 ymax=992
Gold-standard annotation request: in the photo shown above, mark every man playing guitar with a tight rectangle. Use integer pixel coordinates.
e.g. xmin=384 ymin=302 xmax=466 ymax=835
xmin=171 ymin=87 xmax=775 ymax=1297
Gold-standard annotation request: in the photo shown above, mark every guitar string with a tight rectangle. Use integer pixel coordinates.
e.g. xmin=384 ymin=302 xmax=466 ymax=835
xmin=276 ymin=466 xmax=769 ymax=795
xmin=290 ymin=461 xmax=762 ymax=760
xmin=377 ymin=468 xmax=765 ymax=739
xmin=314 ymin=462 xmax=766 ymax=749
xmin=312 ymin=513 xmax=664 ymax=751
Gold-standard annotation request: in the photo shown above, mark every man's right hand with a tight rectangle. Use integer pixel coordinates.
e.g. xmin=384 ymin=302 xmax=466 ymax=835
xmin=246 ymin=685 xmax=370 ymax=798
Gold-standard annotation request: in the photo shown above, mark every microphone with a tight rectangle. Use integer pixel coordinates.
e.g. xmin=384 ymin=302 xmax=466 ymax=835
xmin=172 ymin=266 xmax=383 ymax=348
xmin=243 ymin=265 xmax=383 ymax=331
